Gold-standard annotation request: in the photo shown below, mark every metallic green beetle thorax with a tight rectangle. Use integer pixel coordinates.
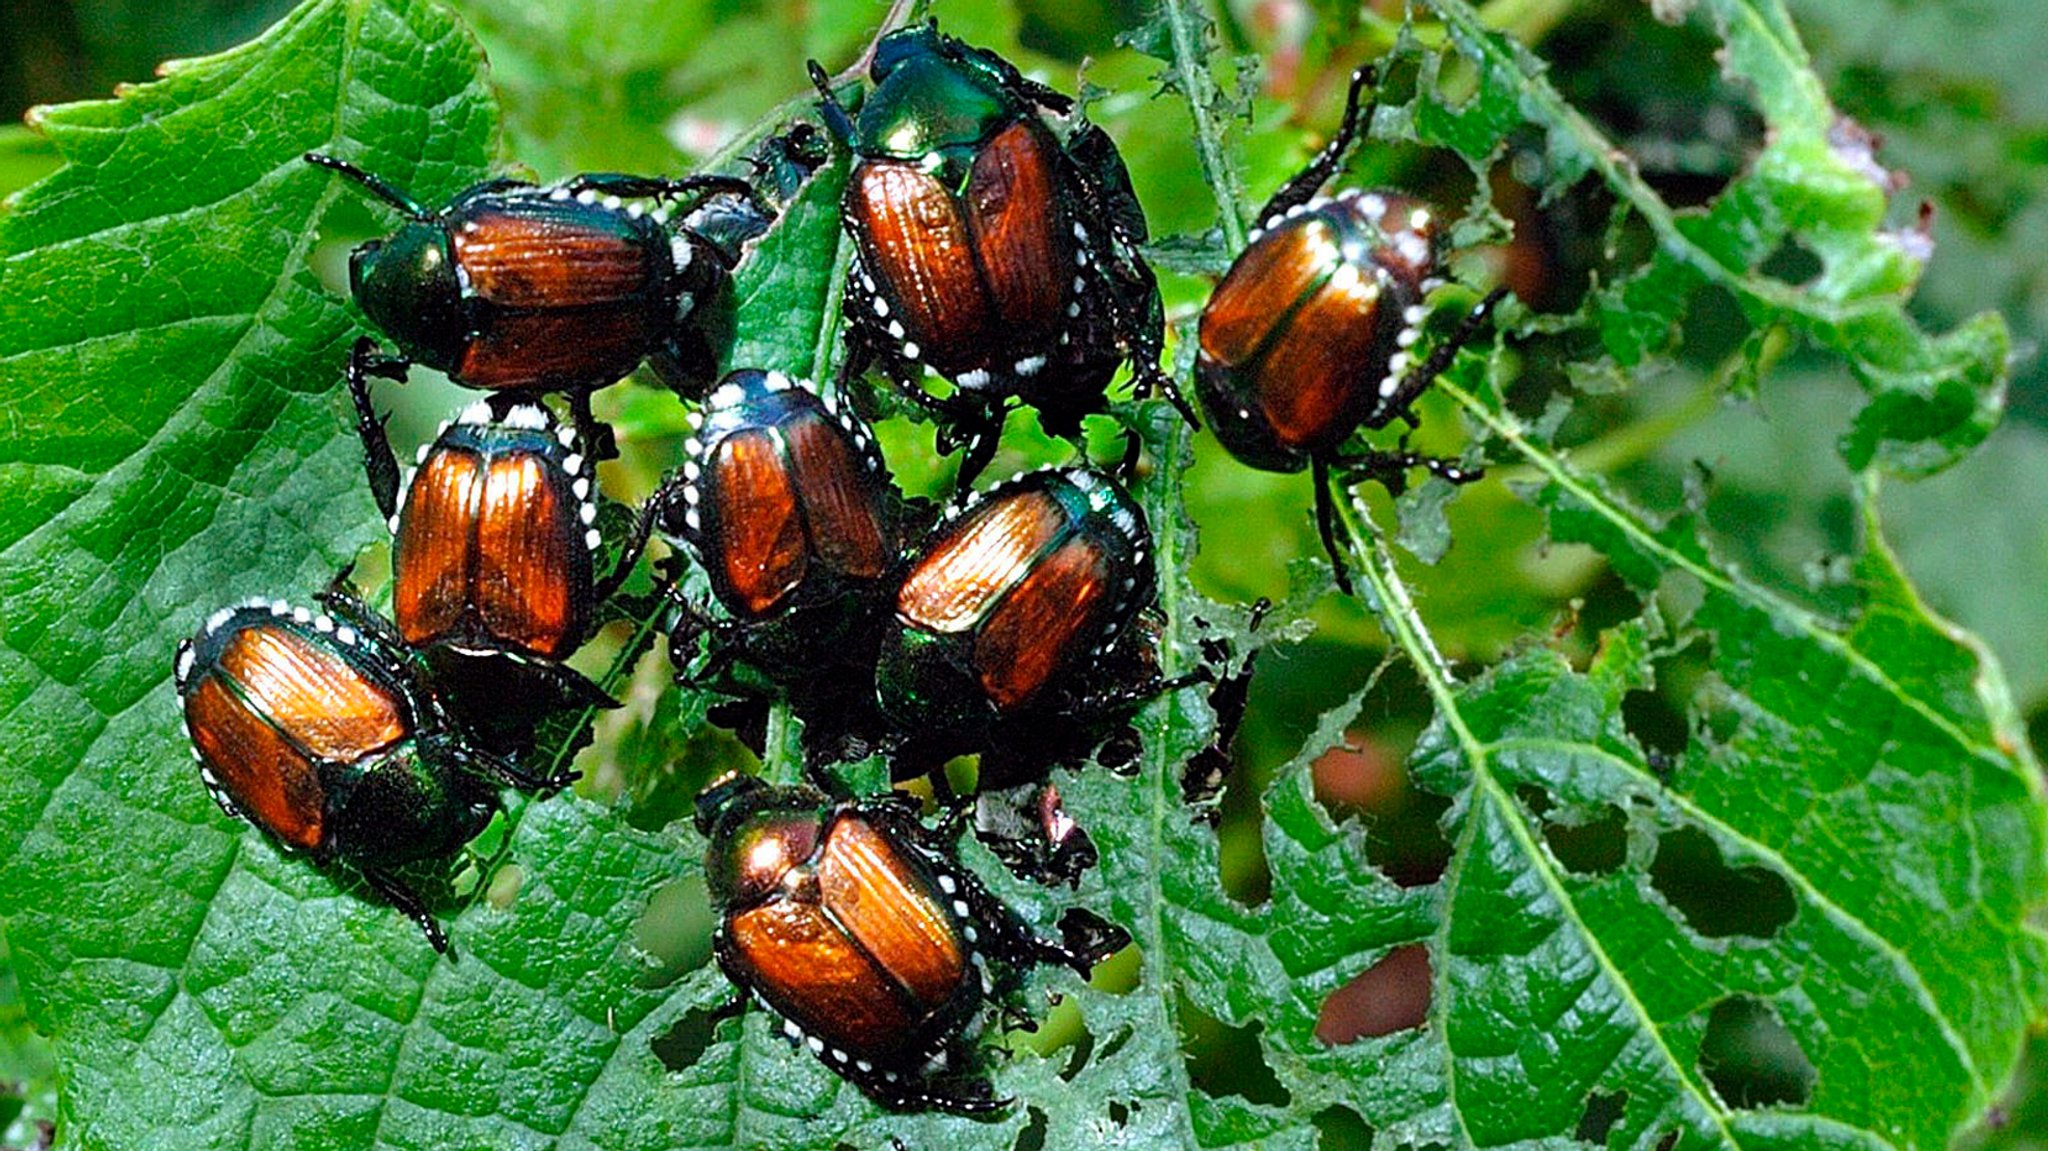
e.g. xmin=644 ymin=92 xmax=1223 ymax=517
xmin=856 ymin=54 xmax=1018 ymax=161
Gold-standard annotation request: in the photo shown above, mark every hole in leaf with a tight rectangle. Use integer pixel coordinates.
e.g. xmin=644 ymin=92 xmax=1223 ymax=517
xmin=650 ymin=1002 xmax=728 ymax=1072
xmin=1012 ymin=1107 xmax=1047 ymax=1151
xmin=1319 ymin=733 xmax=1414 ymax=813
xmin=1095 ymin=1025 xmax=1134 ymax=1066
xmin=1699 ymin=997 xmax=1816 ymax=1108
xmin=1057 ymin=1024 xmax=1094 ymax=1081
xmin=1374 ymin=54 xmax=1423 ymax=106
xmin=1318 ymin=731 xmax=1453 ymax=888
xmin=1010 ymin=989 xmax=1088 ymax=1069
xmin=1217 ymin=743 xmax=1272 ymax=907
xmin=1675 ymin=282 xmax=1750 ymax=366
xmin=1091 ymin=942 xmax=1142 ymax=995
xmin=1542 ymin=0 xmax=1763 ymax=208
xmin=1543 ymin=805 xmax=1628 ymax=877
xmin=1313 ymin=1103 xmax=1375 ymax=1150
xmin=1758 ymin=238 xmax=1822 ymax=287
xmin=1361 ymin=784 xmax=1454 ymax=889
xmin=1178 ymin=993 xmax=1290 ymax=1107
xmin=1108 ymin=1100 xmax=1134 ymax=1126
xmin=1621 ymin=688 xmax=1687 ymax=764
xmin=1576 ymin=1089 xmax=1628 ymax=1144
xmin=1649 ymin=828 xmax=1796 ymax=939
xmin=1574 ymin=573 xmax=1645 ymax=645
xmin=1489 ymin=148 xmax=1614 ymax=317
xmin=1433 ymin=52 xmax=1481 ymax=108
xmin=1317 ymin=944 xmax=1432 ymax=1044
xmin=634 ymin=876 xmax=714 ymax=987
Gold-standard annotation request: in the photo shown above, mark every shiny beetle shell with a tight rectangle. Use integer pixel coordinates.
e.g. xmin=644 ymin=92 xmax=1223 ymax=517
xmin=695 ymin=775 xmax=1022 ymax=1113
xmin=390 ymin=401 xmax=599 ymax=660
xmin=812 ymin=22 xmax=1167 ymax=446
xmin=308 ymin=153 xmax=777 ymax=401
xmin=879 ymin=467 xmax=1153 ymax=731
xmin=1197 ymin=190 xmax=1442 ymax=472
xmin=668 ymin=370 xmax=896 ymax=621
xmin=845 ymin=115 xmax=1083 ymax=387
xmin=358 ymin=187 xmax=713 ymax=392
xmin=173 ymin=601 xmax=493 ymax=865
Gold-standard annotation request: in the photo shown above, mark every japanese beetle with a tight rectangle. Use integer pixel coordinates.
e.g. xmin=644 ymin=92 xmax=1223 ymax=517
xmin=305 ymin=151 xmax=774 ymax=447
xmin=1193 ymin=68 xmax=1506 ymax=591
xmin=345 ymin=341 xmax=650 ymax=730
xmin=174 ymin=593 xmax=575 ymax=952
xmin=658 ymin=369 xmax=899 ymax=672
xmin=877 ymin=466 xmax=1164 ymax=777
xmin=696 ymin=774 xmax=1113 ymax=1113
xmin=654 ymin=368 xmax=906 ymax=768
xmin=809 ymin=22 xmax=1189 ymax=484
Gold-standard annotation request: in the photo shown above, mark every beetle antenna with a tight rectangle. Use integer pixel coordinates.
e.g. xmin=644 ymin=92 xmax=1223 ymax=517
xmin=304 ymin=152 xmax=433 ymax=222
xmin=807 ymin=62 xmax=858 ymax=144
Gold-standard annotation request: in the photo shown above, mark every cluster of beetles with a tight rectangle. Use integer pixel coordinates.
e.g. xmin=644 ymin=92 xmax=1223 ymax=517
xmin=172 ymin=23 xmax=1503 ymax=1114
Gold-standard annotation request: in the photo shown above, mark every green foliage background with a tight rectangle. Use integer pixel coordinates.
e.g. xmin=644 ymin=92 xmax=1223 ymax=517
xmin=3 ymin=0 xmax=2048 ymax=1148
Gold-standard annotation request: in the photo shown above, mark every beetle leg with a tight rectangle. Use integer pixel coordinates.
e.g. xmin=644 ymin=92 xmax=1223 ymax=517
xmin=303 ymin=152 xmax=434 ymax=221
xmin=1076 ymin=666 xmax=1212 ymax=719
xmin=1064 ymin=122 xmax=1150 ymax=244
xmin=1105 ymin=422 xmax=1143 ymax=479
xmin=445 ymin=739 xmax=579 ymax=796
xmin=592 ymin=493 xmax=661 ymax=604
xmin=345 ymin=338 xmax=411 ymax=521
xmin=361 ymin=868 xmax=450 ymax=954
xmin=936 ymin=31 xmax=1073 ymax=115
xmin=864 ymin=1074 xmax=1008 ymax=1116
xmin=557 ymin=172 xmax=769 ymax=218
xmin=516 ymin=658 xmax=621 ymax=713
xmin=314 ymin=573 xmax=415 ymax=659
xmin=564 ymin=389 xmax=619 ymax=462
xmin=946 ymin=402 xmax=1007 ymax=492
xmin=667 ymin=600 xmax=747 ymax=690
xmin=1257 ymin=65 xmax=1378 ymax=222
xmin=1374 ymin=286 xmax=1509 ymax=425
xmin=1312 ymin=457 xmax=1357 ymax=595
xmin=1335 ymin=442 xmax=1486 ymax=502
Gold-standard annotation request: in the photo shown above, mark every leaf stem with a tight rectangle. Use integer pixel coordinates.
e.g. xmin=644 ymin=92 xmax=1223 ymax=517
xmin=759 ymin=702 xmax=804 ymax=787
xmin=1332 ymin=490 xmax=1480 ymax=757
xmin=1156 ymin=0 xmax=1250 ymax=250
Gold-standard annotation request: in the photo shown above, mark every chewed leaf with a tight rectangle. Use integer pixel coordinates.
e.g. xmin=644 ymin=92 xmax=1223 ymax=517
xmin=1412 ymin=0 xmax=2009 ymax=476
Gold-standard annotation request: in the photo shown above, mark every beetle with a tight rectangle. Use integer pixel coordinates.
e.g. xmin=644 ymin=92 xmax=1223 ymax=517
xmin=808 ymin=22 xmax=1191 ymax=485
xmin=1194 ymin=67 xmax=1507 ymax=591
xmin=305 ymin=150 xmax=777 ymax=452
xmin=346 ymin=341 xmax=652 ymax=722
xmin=876 ymin=466 xmax=1169 ymax=779
xmin=695 ymin=773 xmax=1115 ymax=1113
xmin=174 ymin=591 xmax=575 ymax=952
xmin=657 ymin=368 xmax=900 ymax=676
xmin=652 ymin=368 xmax=908 ymax=769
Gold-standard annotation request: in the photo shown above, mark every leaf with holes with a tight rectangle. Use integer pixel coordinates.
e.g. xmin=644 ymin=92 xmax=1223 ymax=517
xmin=0 ymin=0 xmax=833 ymax=1146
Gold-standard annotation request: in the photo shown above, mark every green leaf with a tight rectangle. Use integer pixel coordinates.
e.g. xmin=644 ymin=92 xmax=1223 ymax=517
xmin=1405 ymin=0 xmax=2010 ymax=477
